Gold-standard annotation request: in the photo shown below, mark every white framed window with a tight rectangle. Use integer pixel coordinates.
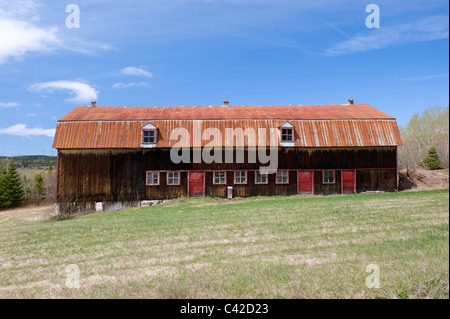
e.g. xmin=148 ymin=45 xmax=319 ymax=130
xmin=213 ymin=171 xmax=226 ymax=185
xmin=146 ymin=171 xmax=160 ymax=186
xmin=255 ymin=171 xmax=268 ymax=184
xmin=141 ymin=123 xmax=158 ymax=145
xmin=167 ymin=172 xmax=180 ymax=185
xmin=279 ymin=122 xmax=295 ymax=146
xmin=142 ymin=130 xmax=157 ymax=144
xmin=281 ymin=128 xmax=293 ymax=142
xmin=323 ymin=170 xmax=335 ymax=184
xmin=276 ymin=171 xmax=289 ymax=184
xmin=234 ymin=171 xmax=247 ymax=184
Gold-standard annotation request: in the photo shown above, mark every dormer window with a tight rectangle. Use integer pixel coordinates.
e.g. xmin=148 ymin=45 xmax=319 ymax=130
xmin=141 ymin=123 xmax=158 ymax=146
xmin=281 ymin=128 xmax=293 ymax=142
xmin=143 ymin=130 xmax=156 ymax=144
xmin=279 ymin=122 xmax=295 ymax=146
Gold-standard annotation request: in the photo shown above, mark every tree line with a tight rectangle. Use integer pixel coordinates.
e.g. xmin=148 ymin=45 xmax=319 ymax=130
xmin=0 ymin=159 xmax=56 ymax=210
xmin=398 ymin=106 xmax=448 ymax=170
xmin=0 ymin=155 xmax=57 ymax=169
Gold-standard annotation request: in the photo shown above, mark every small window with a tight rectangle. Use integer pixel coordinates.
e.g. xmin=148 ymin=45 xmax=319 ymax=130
xmin=142 ymin=130 xmax=157 ymax=144
xmin=146 ymin=172 xmax=159 ymax=186
xmin=323 ymin=171 xmax=335 ymax=184
xmin=167 ymin=172 xmax=180 ymax=185
xmin=281 ymin=128 xmax=293 ymax=142
xmin=276 ymin=171 xmax=289 ymax=184
xmin=234 ymin=171 xmax=247 ymax=184
xmin=255 ymin=171 xmax=268 ymax=184
xmin=213 ymin=171 xmax=226 ymax=185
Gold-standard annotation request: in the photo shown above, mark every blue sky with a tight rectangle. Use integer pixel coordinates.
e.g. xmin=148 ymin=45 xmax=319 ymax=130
xmin=0 ymin=0 xmax=448 ymax=156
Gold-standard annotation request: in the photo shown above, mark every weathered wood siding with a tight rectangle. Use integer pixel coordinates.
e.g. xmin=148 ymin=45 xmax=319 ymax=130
xmin=356 ymin=169 xmax=397 ymax=192
xmin=57 ymin=147 xmax=397 ymax=201
xmin=314 ymin=170 xmax=342 ymax=195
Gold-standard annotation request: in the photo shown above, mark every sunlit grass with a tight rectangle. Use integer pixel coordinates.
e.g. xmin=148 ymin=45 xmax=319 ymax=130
xmin=0 ymin=189 xmax=448 ymax=298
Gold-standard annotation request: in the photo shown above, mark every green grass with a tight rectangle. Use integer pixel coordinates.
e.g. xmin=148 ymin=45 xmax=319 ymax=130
xmin=0 ymin=189 xmax=448 ymax=299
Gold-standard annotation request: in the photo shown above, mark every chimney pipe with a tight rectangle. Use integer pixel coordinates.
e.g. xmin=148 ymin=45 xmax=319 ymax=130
xmin=348 ymin=99 xmax=354 ymax=105
xmin=222 ymin=100 xmax=230 ymax=107
xmin=91 ymin=101 xmax=96 ymax=107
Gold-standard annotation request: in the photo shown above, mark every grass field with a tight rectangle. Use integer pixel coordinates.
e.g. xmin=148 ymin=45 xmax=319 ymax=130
xmin=0 ymin=189 xmax=448 ymax=299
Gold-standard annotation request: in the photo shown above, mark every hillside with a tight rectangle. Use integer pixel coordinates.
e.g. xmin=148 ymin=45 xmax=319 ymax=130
xmin=0 ymin=155 xmax=57 ymax=170
xmin=0 ymin=189 xmax=448 ymax=299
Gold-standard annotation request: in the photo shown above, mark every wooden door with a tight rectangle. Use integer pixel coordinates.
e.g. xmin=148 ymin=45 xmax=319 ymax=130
xmin=297 ymin=171 xmax=314 ymax=195
xmin=342 ymin=170 xmax=356 ymax=194
xmin=188 ymin=171 xmax=205 ymax=197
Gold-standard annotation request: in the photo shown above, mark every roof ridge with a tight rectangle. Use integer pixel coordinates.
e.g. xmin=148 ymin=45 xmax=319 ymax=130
xmin=74 ymin=103 xmax=371 ymax=108
xmin=58 ymin=103 xmax=395 ymax=122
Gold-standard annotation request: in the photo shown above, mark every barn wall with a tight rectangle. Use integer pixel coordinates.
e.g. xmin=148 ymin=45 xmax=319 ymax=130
xmin=356 ymin=169 xmax=397 ymax=192
xmin=147 ymin=171 xmax=188 ymax=200
xmin=205 ymin=171 xmax=299 ymax=198
xmin=57 ymin=147 xmax=397 ymax=202
xmin=314 ymin=170 xmax=342 ymax=195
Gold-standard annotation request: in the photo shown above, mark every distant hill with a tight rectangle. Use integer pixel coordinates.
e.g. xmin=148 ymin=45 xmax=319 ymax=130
xmin=0 ymin=156 xmax=57 ymax=170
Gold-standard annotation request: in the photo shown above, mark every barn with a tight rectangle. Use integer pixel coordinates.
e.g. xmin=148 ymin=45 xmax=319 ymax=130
xmin=52 ymin=101 xmax=402 ymax=212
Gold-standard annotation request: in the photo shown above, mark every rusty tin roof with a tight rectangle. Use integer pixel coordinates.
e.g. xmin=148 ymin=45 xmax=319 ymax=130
xmin=53 ymin=103 xmax=402 ymax=149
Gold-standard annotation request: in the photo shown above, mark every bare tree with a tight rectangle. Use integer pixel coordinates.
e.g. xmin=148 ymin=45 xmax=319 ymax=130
xmin=399 ymin=106 xmax=449 ymax=170
xmin=44 ymin=169 xmax=57 ymax=203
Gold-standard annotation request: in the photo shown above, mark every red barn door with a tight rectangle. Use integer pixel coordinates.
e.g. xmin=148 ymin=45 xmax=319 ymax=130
xmin=342 ymin=170 xmax=356 ymax=194
xmin=188 ymin=171 xmax=205 ymax=197
xmin=297 ymin=171 xmax=314 ymax=195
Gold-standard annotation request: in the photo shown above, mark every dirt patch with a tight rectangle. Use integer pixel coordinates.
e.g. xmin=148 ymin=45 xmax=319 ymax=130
xmin=399 ymin=168 xmax=449 ymax=191
xmin=160 ymin=198 xmax=187 ymax=205
xmin=0 ymin=204 xmax=55 ymax=223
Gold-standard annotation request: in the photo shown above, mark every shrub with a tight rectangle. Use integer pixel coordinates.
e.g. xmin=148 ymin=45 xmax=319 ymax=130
xmin=420 ymin=146 xmax=445 ymax=170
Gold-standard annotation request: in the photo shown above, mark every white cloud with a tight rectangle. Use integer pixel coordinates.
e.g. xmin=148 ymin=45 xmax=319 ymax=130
xmin=59 ymin=36 xmax=114 ymax=55
xmin=325 ymin=15 xmax=449 ymax=56
xmin=29 ymin=80 xmax=98 ymax=103
xmin=121 ymin=67 xmax=153 ymax=78
xmin=402 ymin=73 xmax=449 ymax=81
xmin=0 ymin=18 xmax=59 ymax=63
xmin=0 ymin=123 xmax=55 ymax=137
xmin=0 ymin=0 xmax=111 ymax=64
xmin=0 ymin=0 xmax=41 ymax=20
xmin=112 ymin=82 xmax=149 ymax=89
xmin=0 ymin=102 xmax=19 ymax=108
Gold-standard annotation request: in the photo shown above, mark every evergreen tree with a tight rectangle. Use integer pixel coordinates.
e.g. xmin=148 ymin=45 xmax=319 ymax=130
xmin=34 ymin=173 xmax=44 ymax=196
xmin=420 ymin=146 xmax=445 ymax=170
xmin=0 ymin=160 xmax=24 ymax=209
xmin=0 ymin=168 xmax=7 ymax=210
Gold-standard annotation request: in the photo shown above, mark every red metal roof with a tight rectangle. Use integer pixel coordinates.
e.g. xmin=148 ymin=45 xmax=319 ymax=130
xmin=58 ymin=103 xmax=395 ymax=121
xmin=53 ymin=104 xmax=402 ymax=149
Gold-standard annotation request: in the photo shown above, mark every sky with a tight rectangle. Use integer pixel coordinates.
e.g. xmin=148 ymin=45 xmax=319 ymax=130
xmin=0 ymin=0 xmax=448 ymax=156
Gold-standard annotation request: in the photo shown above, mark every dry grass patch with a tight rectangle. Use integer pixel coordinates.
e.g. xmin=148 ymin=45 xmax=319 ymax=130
xmin=0 ymin=189 xmax=448 ymax=298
